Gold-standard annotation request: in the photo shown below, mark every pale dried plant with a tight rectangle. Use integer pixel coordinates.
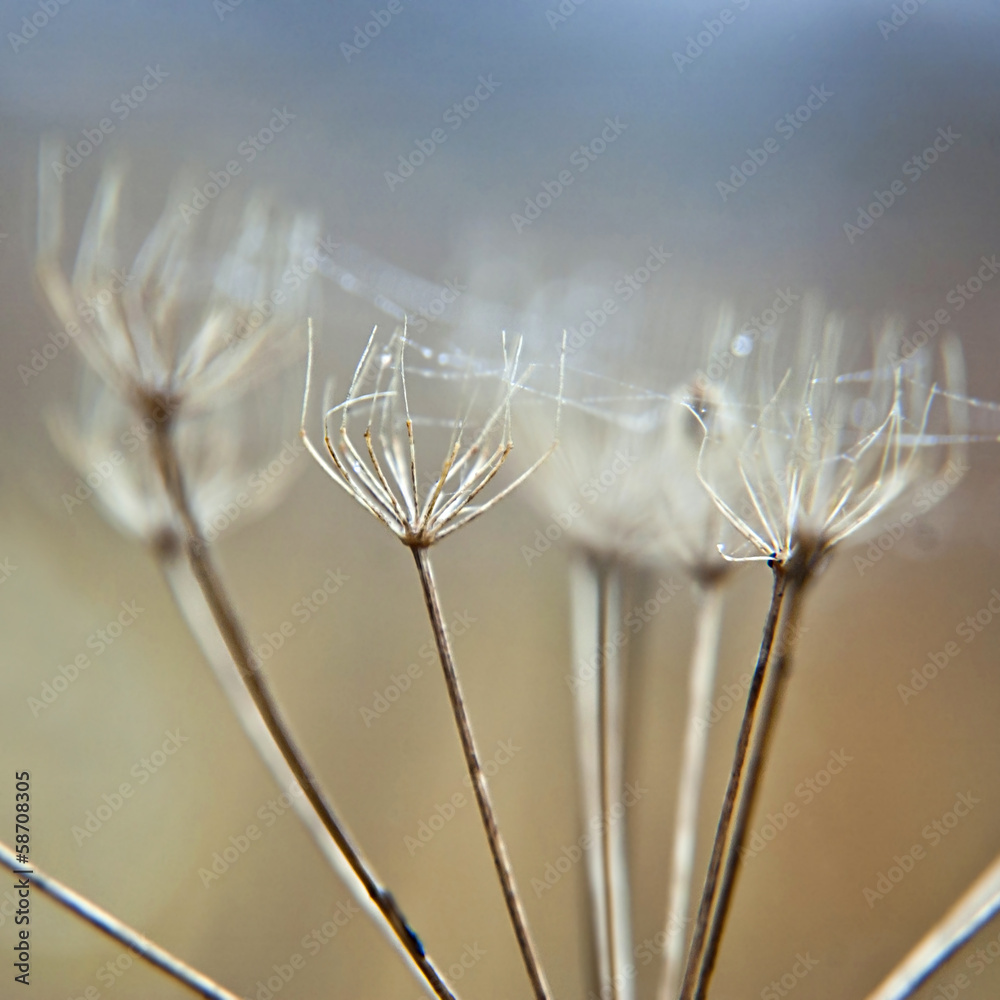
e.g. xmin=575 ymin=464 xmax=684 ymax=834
xmin=300 ymin=324 xmax=560 ymax=548
xmin=36 ymin=146 xmax=318 ymax=415
xmin=520 ymin=368 xmax=679 ymax=1000
xmin=34 ymin=158 xmax=462 ymax=1000
xmin=20 ymin=150 xmax=1000 ymax=1000
xmin=301 ymin=323 xmax=564 ymax=1000
xmin=679 ymin=312 xmax=970 ymax=1000
xmin=516 ymin=341 xmax=746 ymax=1000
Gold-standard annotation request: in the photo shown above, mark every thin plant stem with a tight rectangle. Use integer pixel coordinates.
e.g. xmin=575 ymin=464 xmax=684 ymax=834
xmin=149 ymin=414 xmax=458 ymax=1000
xmin=569 ymin=553 xmax=634 ymax=1000
xmin=411 ymin=544 xmax=552 ymax=1000
xmin=678 ymin=567 xmax=789 ymax=1000
xmin=659 ymin=581 xmax=726 ymax=1000
xmin=862 ymin=851 xmax=1000 ymax=1000
xmin=0 ymin=840 xmax=242 ymax=1000
xmin=687 ymin=570 xmax=809 ymax=1000
xmin=595 ymin=558 xmax=633 ymax=1000
xmin=569 ymin=555 xmax=609 ymax=993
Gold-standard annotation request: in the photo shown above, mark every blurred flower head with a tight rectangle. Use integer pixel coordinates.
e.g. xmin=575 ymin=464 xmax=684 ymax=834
xmin=36 ymin=145 xmax=321 ymax=419
xmin=520 ymin=313 xmax=745 ymax=581
xmin=50 ymin=370 xmax=305 ymax=552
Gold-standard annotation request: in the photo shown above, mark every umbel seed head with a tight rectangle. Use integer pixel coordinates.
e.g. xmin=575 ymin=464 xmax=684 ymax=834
xmin=301 ymin=323 xmax=564 ymax=547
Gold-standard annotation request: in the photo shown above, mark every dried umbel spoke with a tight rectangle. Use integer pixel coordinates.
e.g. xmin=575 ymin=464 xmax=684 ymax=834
xmin=303 ymin=324 xmax=562 ymax=1000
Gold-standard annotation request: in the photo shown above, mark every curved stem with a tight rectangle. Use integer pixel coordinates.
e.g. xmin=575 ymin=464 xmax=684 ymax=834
xmin=659 ymin=582 xmax=726 ymax=1000
xmin=0 ymin=841 xmax=242 ymax=1000
xmin=411 ymin=544 xmax=552 ymax=1000
xmin=679 ymin=568 xmax=788 ymax=1000
xmin=150 ymin=417 xmax=457 ymax=1000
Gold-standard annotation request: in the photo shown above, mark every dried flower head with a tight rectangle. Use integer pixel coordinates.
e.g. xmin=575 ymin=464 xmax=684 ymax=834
xmin=694 ymin=310 xmax=968 ymax=572
xmin=37 ymin=149 xmax=319 ymax=417
xmin=300 ymin=325 xmax=563 ymax=547
xmin=50 ymin=372 xmax=302 ymax=550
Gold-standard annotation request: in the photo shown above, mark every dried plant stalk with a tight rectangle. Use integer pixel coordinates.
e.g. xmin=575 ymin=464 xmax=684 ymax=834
xmin=412 ymin=545 xmax=553 ymax=1000
xmin=660 ymin=581 xmax=726 ymax=1000
xmin=679 ymin=561 xmax=809 ymax=1000
xmin=150 ymin=411 xmax=459 ymax=1000
xmin=863 ymin=852 xmax=1000 ymax=1000
xmin=0 ymin=840 xmax=242 ymax=1000
xmin=570 ymin=554 xmax=634 ymax=1000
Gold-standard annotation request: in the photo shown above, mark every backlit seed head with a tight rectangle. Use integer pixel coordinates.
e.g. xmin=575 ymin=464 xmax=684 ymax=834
xmin=301 ymin=324 xmax=563 ymax=547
